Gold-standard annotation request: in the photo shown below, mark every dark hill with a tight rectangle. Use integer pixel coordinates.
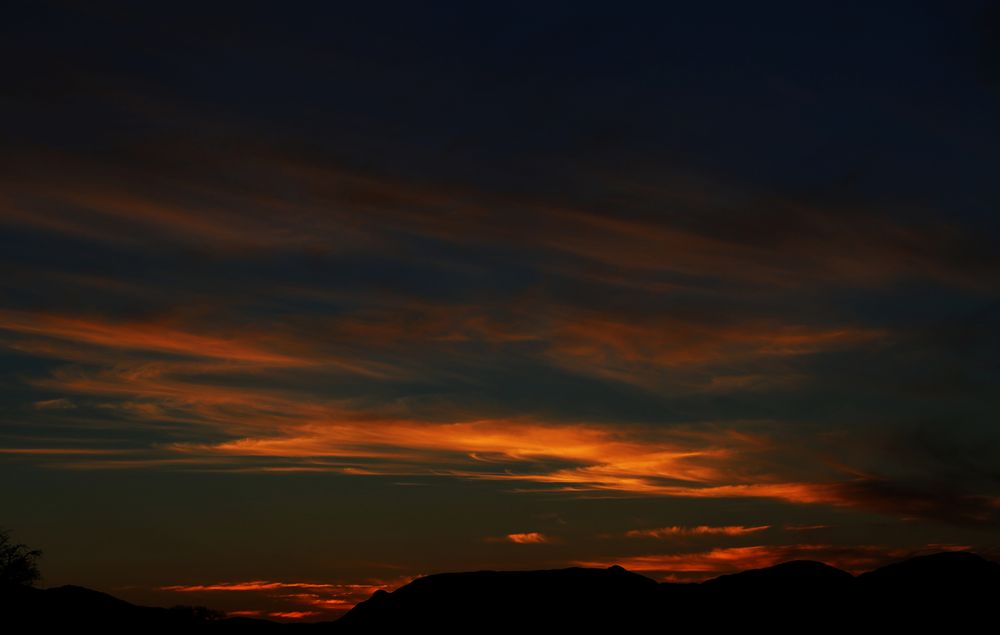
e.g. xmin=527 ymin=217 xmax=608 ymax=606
xmin=0 ymin=583 xmax=281 ymax=632
xmin=701 ymin=559 xmax=855 ymax=592
xmin=335 ymin=564 xmax=662 ymax=630
xmin=858 ymin=550 xmax=1000 ymax=590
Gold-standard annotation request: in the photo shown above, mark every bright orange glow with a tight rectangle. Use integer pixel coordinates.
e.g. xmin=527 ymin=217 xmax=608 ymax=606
xmin=268 ymin=611 xmax=318 ymax=619
xmin=505 ymin=532 xmax=549 ymax=544
xmin=162 ymin=581 xmax=342 ymax=592
xmin=16 ymin=362 xmax=899 ymax=512
xmin=0 ymin=448 xmax=131 ymax=455
xmin=191 ymin=419 xmax=732 ymax=482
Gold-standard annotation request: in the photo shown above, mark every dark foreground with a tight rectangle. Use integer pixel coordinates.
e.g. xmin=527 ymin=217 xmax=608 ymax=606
xmin=2 ymin=551 xmax=997 ymax=632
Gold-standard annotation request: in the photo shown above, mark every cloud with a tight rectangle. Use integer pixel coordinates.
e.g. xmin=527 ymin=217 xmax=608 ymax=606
xmin=574 ymin=543 xmax=974 ymax=582
xmin=32 ymin=398 xmax=76 ymax=410
xmin=10 ymin=334 xmax=997 ymax=529
xmin=625 ymin=525 xmax=771 ymax=539
xmin=162 ymin=581 xmax=345 ymax=592
xmin=494 ymin=532 xmax=550 ymax=544
xmin=0 ymin=309 xmax=333 ymax=368
xmin=818 ymin=477 xmax=1000 ymax=527
xmin=541 ymin=312 xmax=885 ymax=386
xmin=1 ymin=138 xmax=997 ymax=537
xmin=161 ymin=576 xmax=417 ymax=620
xmin=4 ymin=133 xmax=996 ymax=294
xmin=267 ymin=611 xmax=319 ymax=620
xmin=0 ymin=448 xmax=130 ymax=455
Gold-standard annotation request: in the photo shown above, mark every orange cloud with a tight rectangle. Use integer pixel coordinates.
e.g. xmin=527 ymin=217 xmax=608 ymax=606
xmin=0 ymin=309 xmax=406 ymax=381
xmin=15 ymin=351 xmax=998 ymax=527
xmin=161 ymin=576 xmax=416 ymax=620
xmin=575 ymin=544 xmax=973 ymax=581
xmin=0 ymin=309 xmax=305 ymax=366
xmin=162 ymin=581 xmax=343 ymax=592
xmin=3 ymin=302 xmax=989 ymax=528
xmin=0 ymin=297 xmax=885 ymax=430
xmin=6 ymin=136 xmax=991 ymax=297
xmin=1 ymin=307 xmax=858 ymax=492
xmin=543 ymin=313 xmax=884 ymax=382
xmin=625 ymin=525 xmax=771 ymax=538
xmin=173 ymin=418 xmax=751 ymax=490
xmin=0 ymin=448 xmax=131 ymax=455
xmin=23 ymin=351 xmax=988 ymax=526
xmin=268 ymin=611 xmax=318 ymax=619
xmin=504 ymin=532 xmax=549 ymax=544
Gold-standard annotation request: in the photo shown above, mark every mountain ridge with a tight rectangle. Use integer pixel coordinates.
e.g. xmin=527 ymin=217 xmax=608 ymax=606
xmin=3 ymin=551 xmax=997 ymax=631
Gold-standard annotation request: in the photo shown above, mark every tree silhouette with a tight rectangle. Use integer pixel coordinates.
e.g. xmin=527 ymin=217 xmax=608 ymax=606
xmin=0 ymin=528 xmax=43 ymax=587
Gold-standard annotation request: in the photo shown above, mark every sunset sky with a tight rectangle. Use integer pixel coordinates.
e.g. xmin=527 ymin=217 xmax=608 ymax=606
xmin=2 ymin=1 xmax=999 ymax=621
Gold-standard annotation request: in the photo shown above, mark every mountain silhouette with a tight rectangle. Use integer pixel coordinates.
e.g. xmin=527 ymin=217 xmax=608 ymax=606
xmin=2 ymin=551 xmax=997 ymax=632
xmin=858 ymin=550 xmax=1000 ymax=592
xmin=700 ymin=558 xmax=855 ymax=592
xmin=336 ymin=564 xmax=663 ymax=630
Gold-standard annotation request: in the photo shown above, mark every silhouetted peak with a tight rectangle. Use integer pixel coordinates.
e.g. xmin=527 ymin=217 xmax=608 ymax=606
xmin=702 ymin=559 xmax=853 ymax=591
xmin=873 ymin=549 xmax=988 ymax=569
xmin=396 ymin=565 xmax=658 ymax=589
xmin=45 ymin=584 xmax=137 ymax=609
xmin=337 ymin=565 xmax=660 ymax=629
xmin=860 ymin=550 xmax=1000 ymax=589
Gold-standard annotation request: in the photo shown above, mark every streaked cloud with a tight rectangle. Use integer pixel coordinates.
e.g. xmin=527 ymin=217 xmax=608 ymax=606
xmin=32 ymin=397 xmax=76 ymax=410
xmin=268 ymin=611 xmax=319 ymax=620
xmin=575 ymin=544 xmax=974 ymax=581
xmin=161 ymin=576 xmax=417 ymax=621
xmin=0 ymin=309 xmax=305 ymax=366
xmin=625 ymin=525 xmax=771 ymax=539
xmin=162 ymin=581 xmax=347 ymax=592
xmin=784 ymin=524 xmax=831 ymax=532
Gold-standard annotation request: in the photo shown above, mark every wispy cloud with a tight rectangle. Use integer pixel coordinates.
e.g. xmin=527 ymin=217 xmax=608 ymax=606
xmin=32 ymin=398 xmax=76 ymax=410
xmin=161 ymin=576 xmax=417 ymax=620
xmin=575 ymin=544 xmax=974 ymax=581
xmin=625 ymin=525 xmax=771 ymax=539
xmin=503 ymin=531 xmax=552 ymax=545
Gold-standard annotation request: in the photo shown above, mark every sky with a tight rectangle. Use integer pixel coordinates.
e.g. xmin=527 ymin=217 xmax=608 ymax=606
xmin=2 ymin=0 xmax=999 ymax=621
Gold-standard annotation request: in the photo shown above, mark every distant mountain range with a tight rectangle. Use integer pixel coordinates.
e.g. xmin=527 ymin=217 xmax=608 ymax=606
xmin=2 ymin=551 xmax=997 ymax=632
